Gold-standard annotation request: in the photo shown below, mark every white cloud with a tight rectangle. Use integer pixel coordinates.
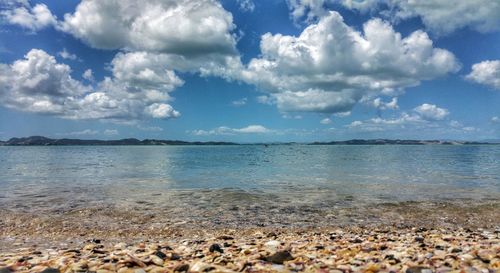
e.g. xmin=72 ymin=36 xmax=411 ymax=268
xmin=58 ymin=129 xmax=99 ymax=136
xmin=144 ymin=103 xmax=180 ymax=119
xmin=0 ymin=0 xmax=246 ymax=124
xmin=58 ymin=48 xmax=78 ymax=61
xmin=103 ymin=129 xmax=119 ymax=136
xmin=137 ymin=125 xmax=163 ymax=132
xmin=240 ymin=12 xmax=459 ymax=114
xmin=414 ymin=103 xmax=449 ymax=120
xmin=381 ymin=0 xmax=500 ymax=35
xmin=466 ymin=60 xmax=500 ymax=90
xmin=82 ymin=69 xmax=94 ymax=82
xmin=287 ymin=0 xmax=500 ymax=35
xmin=371 ymin=97 xmax=399 ymax=110
xmin=346 ymin=112 xmax=477 ymax=135
xmin=1 ymin=2 xmax=56 ymax=31
xmin=256 ymin=95 xmax=275 ymax=105
xmin=282 ymin=114 xmax=303 ymax=119
xmin=0 ymin=49 xmax=183 ymax=121
xmin=492 ymin=116 xmax=499 ymax=123
xmin=59 ymin=0 xmax=237 ymax=55
xmin=192 ymin=125 xmax=272 ymax=136
xmin=320 ymin=118 xmax=332 ymax=124
xmin=237 ymin=0 xmax=255 ymax=12
xmin=231 ymin=97 xmax=247 ymax=106
xmin=346 ymin=103 xmax=455 ymax=132
xmin=347 ymin=113 xmax=424 ymax=132
xmin=287 ymin=0 xmax=330 ymax=24
xmin=334 ymin=111 xmax=351 ymax=117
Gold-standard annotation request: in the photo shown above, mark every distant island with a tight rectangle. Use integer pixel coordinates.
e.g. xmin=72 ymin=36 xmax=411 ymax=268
xmin=0 ymin=136 xmax=237 ymax=146
xmin=0 ymin=136 xmax=496 ymax=146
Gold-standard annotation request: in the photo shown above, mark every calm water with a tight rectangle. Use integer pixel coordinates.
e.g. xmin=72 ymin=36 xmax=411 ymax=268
xmin=1 ymin=145 xmax=499 ymax=213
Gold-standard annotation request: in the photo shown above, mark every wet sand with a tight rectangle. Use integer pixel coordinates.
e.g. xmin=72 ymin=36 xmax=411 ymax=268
xmin=1 ymin=201 xmax=499 ymax=272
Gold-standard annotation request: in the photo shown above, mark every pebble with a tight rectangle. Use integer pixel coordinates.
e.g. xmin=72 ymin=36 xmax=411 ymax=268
xmin=209 ymin=243 xmax=223 ymax=253
xmin=406 ymin=266 xmax=433 ymax=273
xmin=0 ymin=228 xmax=497 ymax=273
xmin=174 ymin=264 xmax=189 ymax=272
xmin=39 ymin=268 xmax=60 ymax=273
xmin=264 ymin=240 xmax=281 ymax=250
xmin=263 ymin=250 xmax=294 ymax=264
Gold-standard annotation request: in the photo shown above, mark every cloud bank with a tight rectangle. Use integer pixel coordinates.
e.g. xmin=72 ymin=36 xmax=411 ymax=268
xmin=287 ymin=0 xmax=500 ymax=35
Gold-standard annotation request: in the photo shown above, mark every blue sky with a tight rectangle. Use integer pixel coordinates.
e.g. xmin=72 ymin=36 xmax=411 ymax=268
xmin=0 ymin=0 xmax=499 ymax=142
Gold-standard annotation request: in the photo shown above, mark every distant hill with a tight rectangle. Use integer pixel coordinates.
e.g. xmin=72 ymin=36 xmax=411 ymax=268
xmin=0 ymin=136 xmax=496 ymax=146
xmin=310 ymin=139 xmax=491 ymax=145
xmin=0 ymin=136 xmax=237 ymax=146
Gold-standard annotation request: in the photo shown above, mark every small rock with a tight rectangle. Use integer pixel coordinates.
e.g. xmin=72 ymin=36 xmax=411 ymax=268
xmin=169 ymin=253 xmax=181 ymax=260
xmin=406 ymin=266 xmax=433 ymax=273
xmin=264 ymin=240 xmax=281 ymax=250
xmin=267 ymin=232 xmax=277 ymax=238
xmin=209 ymin=243 xmax=223 ymax=253
xmin=477 ymin=249 xmax=494 ymax=263
xmin=40 ymin=268 xmax=60 ymax=273
xmin=216 ymin=235 xmax=234 ymax=240
xmin=415 ymin=236 xmax=425 ymax=242
xmin=151 ymin=255 xmax=164 ymax=266
xmin=154 ymin=250 xmax=166 ymax=259
xmin=0 ymin=267 xmax=12 ymax=273
xmin=263 ymin=250 xmax=294 ymax=264
xmin=451 ymin=248 xmax=462 ymax=253
xmin=174 ymin=264 xmax=189 ymax=272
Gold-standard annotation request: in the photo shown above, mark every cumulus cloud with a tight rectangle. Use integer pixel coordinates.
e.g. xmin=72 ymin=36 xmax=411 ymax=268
xmin=42 ymin=0 xmax=244 ymax=83
xmin=413 ymin=103 xmax=449 ymax=120
xmin=370 ymin=97 xmax=399 ymax=110
xmin=320 ymin=118 xmax=332 ymax=124
xmin=0 ymin=49 xmax=183 ymax=121
xmin=237 ymin=0 xmax=255 ymax=12
xmin=240 ymin=12 xmax=459 ymax=114
xmin=192 ymin=125 xmax=272 ymax=136
xmin=137 ymin=125 xmax=163 ymax=132
xmin=58 ymin=129 xmax=99 ymax=136
xmin=1 ymin=1 xmax=56 ymax=31
xmin=347 ymin=112 xmax=424 ymax=131
xmin=347 ymin=103 xmax=452 ymax=132
xmin=466 ymin=60 xmax=500 ymax=90
xmin=287 ymin=0 xmax=500 ymax=35
xmin=82 ymin=69 xmax=94 ymax=82
xmin=492 ymin=116 xmax=499 ymax=123
xmin=58 ymin=48 xmax=78 ymax=61
xmin=287 ymin=0 xmax=330 ymax=24
xmin=103 ymin=129 xmax=119 ymax=136
xmin=144 ymin=103 xmax=180 ymax=119
xmin=256 ymin=95 xmax=275 ymax=105
xmin=0 ymin=1 xmax=245 ymax=124
xmin=59 ymin=0 xmax=237 ymax=55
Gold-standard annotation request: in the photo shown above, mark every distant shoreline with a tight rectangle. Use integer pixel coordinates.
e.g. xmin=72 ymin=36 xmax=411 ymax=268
xmin=0 ymin=136 xmax=498 ymax=146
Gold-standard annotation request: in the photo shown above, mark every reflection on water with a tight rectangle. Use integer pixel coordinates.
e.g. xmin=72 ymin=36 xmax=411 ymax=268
xmin=0 ymin=145 xmax=499 ymax=213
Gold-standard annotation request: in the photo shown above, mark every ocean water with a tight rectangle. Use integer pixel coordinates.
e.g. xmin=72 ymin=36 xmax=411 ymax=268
xmin=0 ymin=145 xmax=499 ymax=216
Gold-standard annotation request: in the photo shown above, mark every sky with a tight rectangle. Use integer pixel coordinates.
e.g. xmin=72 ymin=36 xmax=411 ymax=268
xmin=0 ymin=0 xmax=499 ymax=142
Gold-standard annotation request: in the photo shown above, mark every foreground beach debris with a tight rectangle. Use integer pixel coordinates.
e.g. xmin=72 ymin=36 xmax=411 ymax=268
xmin=1 ymin=227 xmax=498 ymax=273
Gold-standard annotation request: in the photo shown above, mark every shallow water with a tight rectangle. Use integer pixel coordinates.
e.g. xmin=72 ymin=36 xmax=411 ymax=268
xmin=1 ymin=145 xmax=499 ymax=215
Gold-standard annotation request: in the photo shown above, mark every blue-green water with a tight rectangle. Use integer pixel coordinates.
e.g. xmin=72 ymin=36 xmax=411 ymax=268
xmin=0 ymin=145 xmax=499 ymax=214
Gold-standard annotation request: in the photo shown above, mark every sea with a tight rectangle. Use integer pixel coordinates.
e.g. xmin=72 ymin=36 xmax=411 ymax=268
xmin=0 ymin=144 xmax=499 ymax=227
